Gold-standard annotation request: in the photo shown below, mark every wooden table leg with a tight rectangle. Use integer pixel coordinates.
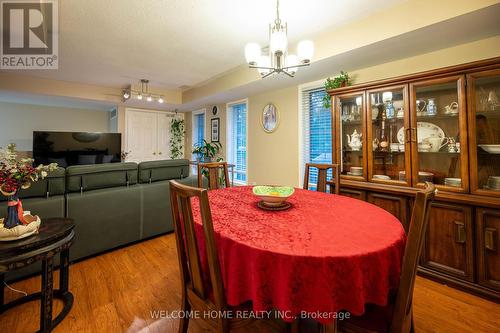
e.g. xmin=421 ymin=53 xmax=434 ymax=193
xmin=40 ymin=257 xmax=54 ymax=333
xmin=319 ymin=320 xmax=337 ymax=333
xmin=0 ymin=273 xmax=4 ymax=310
xmin=59 ymin=248 xmax=70 ymax=293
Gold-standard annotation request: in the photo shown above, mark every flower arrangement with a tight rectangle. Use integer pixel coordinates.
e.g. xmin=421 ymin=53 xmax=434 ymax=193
xmin=0 ymin=144 xmax=57 ymax=229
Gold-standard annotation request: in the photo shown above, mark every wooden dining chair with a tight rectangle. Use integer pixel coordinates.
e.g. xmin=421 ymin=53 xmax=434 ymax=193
xmin=198 ymin=162 xmax=231 ymax=190
xmin=169 ymin=180 xmax=254 ymax=333
xmin=339 ymin=182 xmax=436 ymax=333
xmin=303 ymin=163 xmax=340 ymax=194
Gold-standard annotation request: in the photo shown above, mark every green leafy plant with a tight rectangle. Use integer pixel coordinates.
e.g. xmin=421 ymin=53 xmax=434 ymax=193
xmin=192 ymin=139 xmax=222 ymax=162
xmin=322 ymin=71 xmax=351 ymax=108
xmin=169 ymin=118 xmax=185 ymax=159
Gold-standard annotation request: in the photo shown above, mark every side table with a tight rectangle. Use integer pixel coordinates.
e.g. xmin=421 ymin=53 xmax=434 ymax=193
xmin=0 ymin=218 xmax=75 ymax=333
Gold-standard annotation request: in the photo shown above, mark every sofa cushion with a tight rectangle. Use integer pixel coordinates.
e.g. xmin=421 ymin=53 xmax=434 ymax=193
xmin=138 ymin=159 xmax=189 ymax=183
xmin=66 ymin=162 xmax=138 ymax=193
xmin=0 ymin=167 xmax=65 ymax=201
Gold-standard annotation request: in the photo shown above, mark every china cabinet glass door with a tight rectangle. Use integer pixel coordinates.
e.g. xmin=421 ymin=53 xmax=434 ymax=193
xmin=335 ymin=92 xmax=366 ymax=180
xmin=467 ymin=69 xmax=500 ymax=196
xmin=367 ymin=85 xmax=411 ymax=185
xmin=409 ymin=75 xmax=468 ymax=192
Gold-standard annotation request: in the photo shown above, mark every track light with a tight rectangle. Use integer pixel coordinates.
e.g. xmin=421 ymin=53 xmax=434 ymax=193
xmin=122 ymin=79 xmax=166 ymax=105
xmin=158 ymin=96 xmax=164 ymax=103
xmin=147 ymin=95 xmax=152 ymax=102
xmin=137 ymin=93 xmax=143 ymax=100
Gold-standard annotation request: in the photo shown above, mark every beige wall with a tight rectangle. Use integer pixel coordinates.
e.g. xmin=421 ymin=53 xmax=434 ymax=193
xmin=184 ymin=36 xmax=500 ymax=187
xmin=0 ymin=101 xmax=110 ymax=151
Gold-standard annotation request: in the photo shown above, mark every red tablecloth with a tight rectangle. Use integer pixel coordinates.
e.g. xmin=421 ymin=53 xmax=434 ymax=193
xmin=191 ymin=186 xmax=406 ymax=324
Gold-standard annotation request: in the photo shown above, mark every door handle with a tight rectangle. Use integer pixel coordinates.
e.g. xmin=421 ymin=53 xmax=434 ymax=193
xmin=405 ymin=128 xmax=411 ymax=144
xmin=410 ymin=128 xmax=417 ymax=143
xmin=153 ymin=152 xmax=157 ymax=155
xmin=158 ymin=152 xmax=162 ymax=155
xmin=485 ymin=227 xmax=497 ymax=251
xmin=454 ymin=221 xmax=466 ymax=244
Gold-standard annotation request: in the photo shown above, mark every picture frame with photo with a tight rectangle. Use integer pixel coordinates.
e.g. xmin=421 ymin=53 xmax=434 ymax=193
xmin=211 ymin=118 xmax=220 ymax=142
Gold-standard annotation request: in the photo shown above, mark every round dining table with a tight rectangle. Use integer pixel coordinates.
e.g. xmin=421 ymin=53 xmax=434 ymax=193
xmin=191 ymin=186 xmax=406 ymax=326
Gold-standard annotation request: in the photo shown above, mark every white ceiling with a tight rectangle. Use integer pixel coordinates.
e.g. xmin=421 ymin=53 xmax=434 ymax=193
xmin=2 ymin=0 xmax=406 ymax=90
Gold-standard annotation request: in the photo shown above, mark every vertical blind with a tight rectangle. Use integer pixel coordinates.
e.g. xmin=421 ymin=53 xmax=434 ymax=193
xmin=194 ymin=113 xmax=205 ymax=146
xmin=301 ymin=87 xmax=332 ymax=188
xmin=227 ymin=102 xmax=247 ymax=183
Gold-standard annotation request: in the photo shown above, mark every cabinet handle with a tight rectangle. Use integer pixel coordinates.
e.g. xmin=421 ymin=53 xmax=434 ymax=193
xmin=485 ymin=228 xmax=497 ymax=251
xmin=411 ymin=128 xmax=417 ymax=143
xmin=153 ymin=152 xmax=157 ymax=155
xmin=405 ymin=128 xmax=411 ymax=144
xmin=454 ymin=221 xmax=466 ymax=244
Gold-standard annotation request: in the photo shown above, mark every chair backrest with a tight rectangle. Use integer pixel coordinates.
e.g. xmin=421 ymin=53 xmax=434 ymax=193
xmin=169 ymin=180 xmax=227 ymax=310
xmin=303 ymin=163 xmax=340 ymax=194
xmin=390 ymin=182 xmax=436 ymax=333
xmin=198 ymin=162 xmax=230 ymax=190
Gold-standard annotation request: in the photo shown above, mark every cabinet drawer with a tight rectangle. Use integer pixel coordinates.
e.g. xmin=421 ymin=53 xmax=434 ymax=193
xmin=477 ymin=208 xmax=500 ymax=291
xmin=339 ymin=188 xmax=366 ymax=201
xmin=421 ymin=202 xmax=474 ymax=281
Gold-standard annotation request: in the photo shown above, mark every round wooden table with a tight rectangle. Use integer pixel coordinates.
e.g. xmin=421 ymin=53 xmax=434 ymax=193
xmin=0 ymin=218 xmax=75 ymax=333
xmin=191 ymin=186 xmax=406 ymax=329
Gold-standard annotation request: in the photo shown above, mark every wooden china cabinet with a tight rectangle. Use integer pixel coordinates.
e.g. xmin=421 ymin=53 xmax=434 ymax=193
xmin=329 ymin=57 xmax=500 ymax=302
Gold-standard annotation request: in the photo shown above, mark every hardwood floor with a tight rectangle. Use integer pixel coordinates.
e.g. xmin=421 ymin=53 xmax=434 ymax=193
xmin=1 ymin=234 xmax=499 ymax=333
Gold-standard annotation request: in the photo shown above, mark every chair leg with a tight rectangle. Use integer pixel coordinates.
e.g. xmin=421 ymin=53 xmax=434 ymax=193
xmin=178 ymin=292 xmax=190 ymax=333
xmin=286 ymin=320 xmax=299 ymax=333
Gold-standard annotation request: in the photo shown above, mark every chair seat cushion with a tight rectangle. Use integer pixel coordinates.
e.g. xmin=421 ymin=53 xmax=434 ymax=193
xmin=343 ymin=302 xmax=394 ymax=333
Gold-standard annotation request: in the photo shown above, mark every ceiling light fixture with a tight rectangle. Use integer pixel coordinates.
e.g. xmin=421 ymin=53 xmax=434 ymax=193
xmin=244 ymin=0 xmax=314 ymax=78
xmin=122 ymin=79 xmax=166 ymax=104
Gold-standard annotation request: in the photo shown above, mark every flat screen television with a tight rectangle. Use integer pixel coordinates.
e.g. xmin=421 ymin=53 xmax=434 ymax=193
xmin=33 ymin=131 xmax=122 ymax=167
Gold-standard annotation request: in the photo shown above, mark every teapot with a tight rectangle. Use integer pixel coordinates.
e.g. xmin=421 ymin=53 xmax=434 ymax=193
xmin=347 ymin=129 xmax=362 ymax=151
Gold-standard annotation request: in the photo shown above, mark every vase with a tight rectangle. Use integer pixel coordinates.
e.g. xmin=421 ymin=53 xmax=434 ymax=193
xmin=4 ymin=192 xmax=24 ymax=229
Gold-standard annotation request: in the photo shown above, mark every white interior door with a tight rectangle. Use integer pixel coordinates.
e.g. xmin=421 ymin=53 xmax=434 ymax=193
xmin=126 ymin=110 xmax=158 ymax=162
xmin=156 ymin=112 xmax=174 ymax=159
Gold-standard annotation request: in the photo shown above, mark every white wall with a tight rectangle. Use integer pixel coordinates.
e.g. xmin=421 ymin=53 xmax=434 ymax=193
xmin=0 ymin=101 xmax=110 ymax=152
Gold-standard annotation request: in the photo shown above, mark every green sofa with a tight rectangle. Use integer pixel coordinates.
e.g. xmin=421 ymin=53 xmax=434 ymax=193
xmin=5 ymin=159 xmax=197 ymax=281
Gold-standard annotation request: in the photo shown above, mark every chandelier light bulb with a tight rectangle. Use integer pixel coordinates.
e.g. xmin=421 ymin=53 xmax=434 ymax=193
xmin=245 ymin=43 xmax=261 ymax=65
xmin=137 ymin=93 xmax=143 ymax=100
xmin=297 ymin=40 xmax=314 ymax=64
xmin=286 ymin=54 xmax=299 ymax=74
xmin=123 ymin=91 xmax=130 ymax=99
xmin=158 ymin=96 xmax=164 ymax=104
xmin=257 ymin=55 xmax=271 ymax=76
xmin=147 ymin=95 xmax=153 ymax=102
xmin=270 ymin=30 xmax=288 ymax=54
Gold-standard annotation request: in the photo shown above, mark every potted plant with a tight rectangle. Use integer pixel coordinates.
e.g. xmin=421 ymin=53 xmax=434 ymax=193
xmin=323 ymin=71 xmax=351 ymax=108
xmin=192 ymin=140 xmax=222 ymax=162
xmin=169 ymin=118 xmax=185 ymax=159
xmin=0 ymin=144 xmax=57 ymax=239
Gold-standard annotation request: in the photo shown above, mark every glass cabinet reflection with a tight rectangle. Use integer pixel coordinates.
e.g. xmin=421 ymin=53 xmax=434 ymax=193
xmin=469 ymin=70 xmax=500 ymax=195
xmin=367 ymin=86 xmax=410 ymax=185
xmin=337 ymin=93 xmax=365 ymax=179
xmin=410 ymin=76 xmax=467 ymax=191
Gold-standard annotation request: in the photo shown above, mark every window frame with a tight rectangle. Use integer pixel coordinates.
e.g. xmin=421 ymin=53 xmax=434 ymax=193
xmin=299 ymin=80 xmax=333 ymax=188
xmin=226 ymin=98 xmax=249 ymax=185
xmin=191 ymin=108 xmax=206 ymax=154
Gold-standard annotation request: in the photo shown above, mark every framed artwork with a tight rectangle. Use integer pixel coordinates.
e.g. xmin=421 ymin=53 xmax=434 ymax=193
xmin=211 ymin=118 xmax=220 ymax=142
xmin=261 ymin=103 xmax=280 ymax=133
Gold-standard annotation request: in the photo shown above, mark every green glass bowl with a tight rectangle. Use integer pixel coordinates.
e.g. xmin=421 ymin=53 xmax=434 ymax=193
xmin=252 ymin=186 xmax=295 ymax=207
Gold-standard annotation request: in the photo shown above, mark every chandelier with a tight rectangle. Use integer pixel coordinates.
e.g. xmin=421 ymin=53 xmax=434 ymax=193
xmin=122 ymin=79 xmax=165 ymax=104
xmin=244 ymin=0 xmax=314 ymax=78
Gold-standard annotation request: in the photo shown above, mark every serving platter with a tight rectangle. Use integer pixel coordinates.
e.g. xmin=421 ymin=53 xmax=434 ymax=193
xmin=397 ymin=122 xmax=445 ymax=144
xmin=478 ymin=144 xmax=500 ymax=154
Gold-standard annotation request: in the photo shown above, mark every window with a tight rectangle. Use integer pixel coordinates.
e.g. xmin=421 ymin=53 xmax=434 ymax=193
xmin=192 ymin=109 xmax=205 ymax=148
xmin=227 ymin=100 xmax=248 ymax=184
xmin=301 ymin=87 xmax=332 ymax=189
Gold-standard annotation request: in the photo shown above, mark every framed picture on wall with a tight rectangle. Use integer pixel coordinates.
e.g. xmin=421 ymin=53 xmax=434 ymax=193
xmin=211 ymin=118 xmax=220 ymax=142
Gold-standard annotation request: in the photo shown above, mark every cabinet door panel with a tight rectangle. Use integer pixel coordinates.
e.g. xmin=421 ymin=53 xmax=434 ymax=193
xmin=367 ymin=192 xmax=408 ymax=230
xmin=477 ymin=208 xmax=500 ymax=291
xmin=421 ymin=202 xmax=474 ymax=281
xmin=339 ymin=188 xmax=366 ymax=201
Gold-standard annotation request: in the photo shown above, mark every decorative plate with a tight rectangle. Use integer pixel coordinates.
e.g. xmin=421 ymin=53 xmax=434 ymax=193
xmin=257 ymin=201 xmax=292 ymax=211
xmin=478 ymin=144 xmax=500 ymax=154
xmin=253 ymin=186 xmax=294 ymax=207
xmin=397 ymin=122 xmax=445 ymax=144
